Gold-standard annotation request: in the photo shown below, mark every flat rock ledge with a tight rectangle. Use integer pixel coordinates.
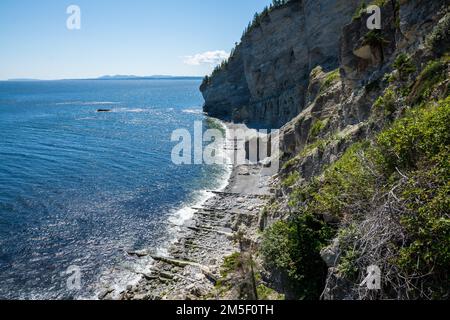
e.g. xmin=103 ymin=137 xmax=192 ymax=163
xmin=99 ymin=164 xmax=271 ymax=300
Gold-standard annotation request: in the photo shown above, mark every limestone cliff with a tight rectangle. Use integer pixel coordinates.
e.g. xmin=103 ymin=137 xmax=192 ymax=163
xmin=201 ymin=0 xmax=449 ymax=301
xmin=200 ymin=0 xmax=361 ymax=128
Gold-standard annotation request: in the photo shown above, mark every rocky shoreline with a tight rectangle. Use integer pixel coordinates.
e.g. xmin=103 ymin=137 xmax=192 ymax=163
xmin=98 ymin=124 xmax=273 ymax=300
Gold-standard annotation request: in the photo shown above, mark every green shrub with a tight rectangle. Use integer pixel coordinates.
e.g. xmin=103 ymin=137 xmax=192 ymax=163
xmin=311 ymin=142 xmax=380 ymax=216
xmin=377 ymin=97 xmax=450 ymax=171
xmin=309 ymin=119 xmax=327 ymax=140
xmin=256 ymin=284 xmax=285 ymax=300
xmin=299 ymin=139 xmax=328 ymax=157
xmin=383 ymin=72 xmax=396 ymax=83
xmin=353 ymin=0 xmax=389 ymax=21
xmin=282 ymin=171 xmax=300 ymax=188
xmin=271 ymin=96 xmax=450 ymax=299
xmin=409 ymin=58 xmax=448 ymax=105
xmin=352 ymin=1 xmax=367 ymax=20
xmin=296 ymin=134 xmax=347 ymax=162
xmin=282 ymin=156 xmax=298 ymax=170
xmin=319 ymin=69 xmax=340 ymax=94
xmin=373 ymin=88 xmax=397 ymax=116
xmin=263 ymin=52 xmax=449 ymax=297
xmin=221 ymin=252 xmax=243 ymax=277
xmin=261 ymin=214 xmax=335 ymax=299
xmin=362 ymin=30 xmax=389 ymax=47
xmin=398 ymin=162 xmax=450 ymax=292
xmin=335 ymin=224 xmax=364 ymax=279
xmin=371 ymin=0 xmax=388 ymax=7
xmin=425 ymin=13 xmax=450 ymax=55
xmin=338 ymin=250 xmax=359 ymax=278
xmin=381 ymin=98 xmax=450 ymax=296
xmin=393 ymin=53 xmax=416 ymax=80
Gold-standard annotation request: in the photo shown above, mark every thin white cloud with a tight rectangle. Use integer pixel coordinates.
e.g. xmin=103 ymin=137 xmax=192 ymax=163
xmin=183 ymin=50 xmax=230 ymax=66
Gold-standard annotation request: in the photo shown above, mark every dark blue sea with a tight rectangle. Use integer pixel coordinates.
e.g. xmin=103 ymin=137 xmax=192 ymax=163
xmin=0 ymin=79 xmax=229 ymax=299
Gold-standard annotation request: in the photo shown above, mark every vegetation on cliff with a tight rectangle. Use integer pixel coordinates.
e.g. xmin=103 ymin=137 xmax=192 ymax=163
xmin=261 ymin=49 xmax=449 ymax=299
xmin=258 ymin=0 xmax=448 ymax=301
xmin=206 ymin=0 xmax=449 ymax=300
xmin=201 ymin=0 xmax=294 ymax=88
xmin=276 ymin=98 xmax=448 ymax=297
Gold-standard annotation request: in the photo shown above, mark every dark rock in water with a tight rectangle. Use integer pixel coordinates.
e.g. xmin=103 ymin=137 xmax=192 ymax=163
xmin=97 ymin=109 xmax=111 ymax=112
xmin=127 ymin=249 xmax=150 ymax=257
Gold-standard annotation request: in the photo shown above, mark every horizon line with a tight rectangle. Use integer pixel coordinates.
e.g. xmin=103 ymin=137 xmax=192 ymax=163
xmin=2 ymin=75 xmax=205 ymax=82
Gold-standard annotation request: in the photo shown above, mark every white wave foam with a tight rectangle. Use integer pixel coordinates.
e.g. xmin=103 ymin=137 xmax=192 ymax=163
xmin=85 ymin=102 xmax=118 ymax=106
xmin=85 ymin=256 xmax=154 ymax=300
xmin=168 ymin=206 xmax=196 ymax=227
xmin=159 ymin=120 xmax=232 ymax=254
xmin=89 ymin=120 xmax=233 ymax=300
xmin=112 ymin=108 xmax=147 ymax=113
xmin=56 ymin=101 xmax=118 ymax=106
xmin=182 ymin=108 xmax=203 ymax=114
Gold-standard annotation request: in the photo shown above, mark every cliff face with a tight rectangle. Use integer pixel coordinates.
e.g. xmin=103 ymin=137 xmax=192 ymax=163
xmin=200 ymin=0 xmax=449 ymax=301
xmin=280 ymin=0 xmax=449 ymax=164
xmin=200 ymin=0 xmax=361 ymax=128
xmin=276 ymin=0 xmax=449 ymax=300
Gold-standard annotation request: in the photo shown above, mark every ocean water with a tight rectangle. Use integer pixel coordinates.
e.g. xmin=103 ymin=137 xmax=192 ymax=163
xmin=0 ymin=79 xmax=229 ymax=299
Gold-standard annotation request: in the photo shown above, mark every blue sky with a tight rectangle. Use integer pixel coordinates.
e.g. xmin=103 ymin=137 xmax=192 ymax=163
xmin=0 ymin=0 xmax=270 ymax=80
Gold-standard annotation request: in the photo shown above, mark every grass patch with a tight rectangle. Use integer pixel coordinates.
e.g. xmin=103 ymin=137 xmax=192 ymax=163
xmin=221 ymin=252 xmax=243 ymax=277
xmin=309 ymin=119 xmax=327 ymax=140
xmin=257 ymin=284 xmax=285 ymax=300
xmin=266 ymin=97 xmax=450 ymax=299
xmin=319 ymin=69 xmax=340 ymax=94
xmin=373 ymin=87 xmax=397 ymax=116
xmin=362 ymin=29 xmax=389 ymax=48
xmin=408 ymin=58 xmax=448 ymax=105
xmin=393 ymin=53 xmax=416 ymax=81
xmin=282 ymin=171 xmax=300 ymax=188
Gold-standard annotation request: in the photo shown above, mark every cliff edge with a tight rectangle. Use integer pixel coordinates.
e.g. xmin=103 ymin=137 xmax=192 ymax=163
xmin=200 ymin=0 xmax=361 ymax=128
xmin=200 ymin=0 xmax=449 ymax=300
